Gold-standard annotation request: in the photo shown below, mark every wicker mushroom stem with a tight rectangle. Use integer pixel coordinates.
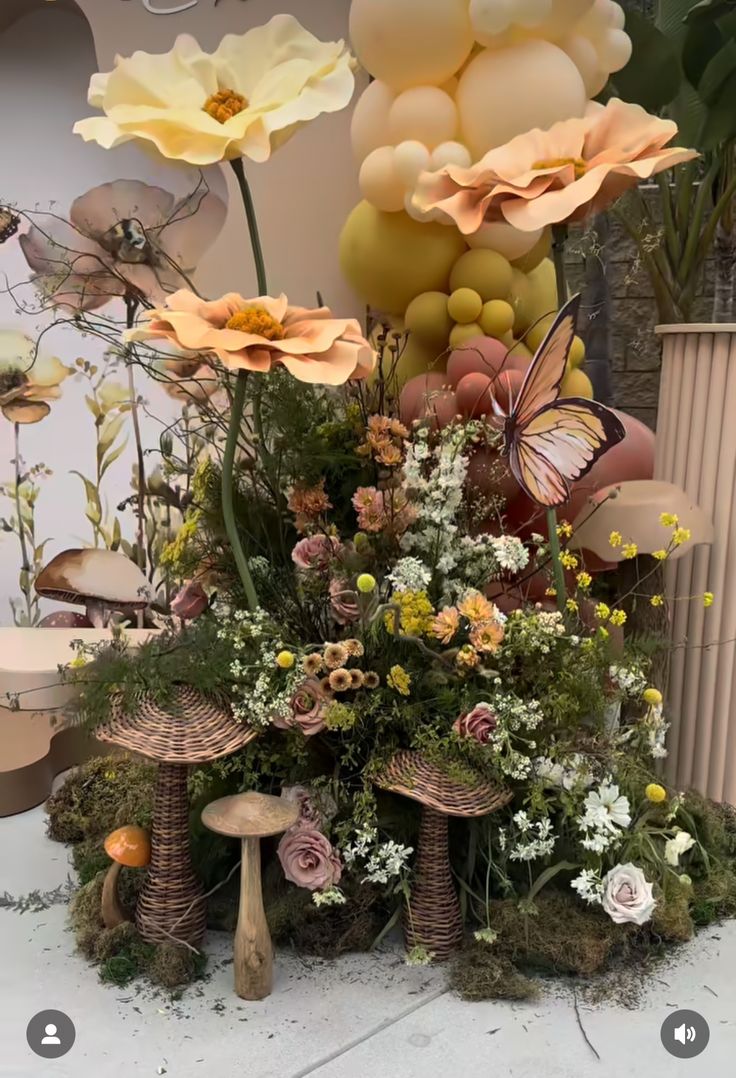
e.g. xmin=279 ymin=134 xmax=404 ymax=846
xmin=406 ymin=806 xmax=463 ymax=960
xmin=135 ymin=762 xmax=206 ymax=947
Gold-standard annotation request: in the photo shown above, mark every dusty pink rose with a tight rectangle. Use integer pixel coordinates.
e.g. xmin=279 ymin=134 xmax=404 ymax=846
xmin=271 ymin=678 xmax=328 ymax=736
xmin=278 ymin=826 xmax=342 ymax=891
xmin=292 ymin=534 xmax=342 ymax=571
xmin=281 ymin=785 xmax=337 ymax=827
xmin=170 ymin=579 xmax=208 ymax=620
xmin=329 ymin=578 xmax=361 ymax=625
xmin=454 ymin=703 xmax=499 ymax=744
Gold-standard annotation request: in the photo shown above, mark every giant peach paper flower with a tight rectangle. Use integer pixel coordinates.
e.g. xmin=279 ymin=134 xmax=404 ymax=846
xmin=415 ymin=100 xmax=697 ymax=233
xmin=0 ymin=329 xmax=70 ymax=424
xmin=126 ymin=290 xmax=375 ymax=385
xmin=73 ymin=16 xmax=355 ymax=165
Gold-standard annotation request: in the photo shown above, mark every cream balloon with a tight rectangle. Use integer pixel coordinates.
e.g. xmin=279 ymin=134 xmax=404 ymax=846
xmin=388 ymin=87 xmax=459 ymax=150
xmin=609 ymin=2 xmax=626 ymax=30
xmin=516 ymin=0 xmax=552 ymax=28
xmin=539 ymin=0 xmax=594 ymax=38
xmin=467 ymin=221 xmax=544 ymax=260
xmin=351 ymin=80 xmax=395 ymax=164
xmin=349 ymin=0 xmax=475 ymax=91
xmin=456 ymin=41 xmax=587 ymax=157
xmin=599 ymin=28 xmax=633 ymax=73
xmin=394 ymin=141 xmax=432 ymax=186
xmin=470 ymin=0 xmax=513 ymax=41
xmin=430 ymin=141 xmax=473 ymax=170
xmin=359 ymin=147 xmax=406 ymax=213
xmin=561 ymin=34 xmax=600 ymax=95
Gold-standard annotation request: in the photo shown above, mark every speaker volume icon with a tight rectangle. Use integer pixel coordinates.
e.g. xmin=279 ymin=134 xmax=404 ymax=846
xmin=674 ymin=1024 xmax=697 ymax=1045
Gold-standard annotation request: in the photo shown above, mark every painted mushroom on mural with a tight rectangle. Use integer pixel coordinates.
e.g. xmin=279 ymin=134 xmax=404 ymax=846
xmin=34 ymin=548 xmax=152 ymax=627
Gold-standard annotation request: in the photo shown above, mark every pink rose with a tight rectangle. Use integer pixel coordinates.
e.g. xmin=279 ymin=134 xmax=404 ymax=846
xmin=454 ymin=703 xmax=498 ymax=744
xmin=292 ymin=534 xmax=342 ymax=571
xmin=274 ymin=678 xmax=328 ymax=736
xmin=278 ymin=826 xmax=342 ymax=891
xmin=170 ymin=579 xmax=208 ymax=620
xmin=281 ymin=785 xmax=337 ymax=827
xmin=329 ymin=578 xmax=360 ymax=625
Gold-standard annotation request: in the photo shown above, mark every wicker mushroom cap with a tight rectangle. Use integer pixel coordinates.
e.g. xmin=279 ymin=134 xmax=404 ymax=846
xmin=374 ymin=750 xmax=511 ymax=818
xmin=35 ymin=548 xmax=152 ymax=608
xmin=201 ymin=791 xmax=299 ymax=839
xmin=96 ymin=685 xmax=257 ymax=764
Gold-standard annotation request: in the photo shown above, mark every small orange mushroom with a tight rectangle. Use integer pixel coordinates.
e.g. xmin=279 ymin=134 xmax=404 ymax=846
xmin=101 ymin=825 xmax=151 ymax=929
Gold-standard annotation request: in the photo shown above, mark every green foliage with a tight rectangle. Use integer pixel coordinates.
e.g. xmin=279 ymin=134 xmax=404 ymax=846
xmin=46 ymin=756 xmax=155 ymax=843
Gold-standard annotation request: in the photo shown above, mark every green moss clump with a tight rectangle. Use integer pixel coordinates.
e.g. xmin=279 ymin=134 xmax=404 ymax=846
xmin=451 ymin=947 xmax=538 ymax=1002
xmin=71 ymin=838 xmax=109 ymax=884
xmin=691 ymin=866 xmax=736 ymax=925
xmin=267 ymin=884 xmax=386 ymax=959
xmin=148 ymin=943 xmax=207 ymax=989
xmin=46 ymin=756 xmax=155 ymax=844
xmin=652 ymin=887 xmax=694 ymax=943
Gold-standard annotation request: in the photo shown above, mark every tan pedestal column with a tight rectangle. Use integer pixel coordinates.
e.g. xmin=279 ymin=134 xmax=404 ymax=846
xmin=654 ymin=325 xmax=736 ymax=805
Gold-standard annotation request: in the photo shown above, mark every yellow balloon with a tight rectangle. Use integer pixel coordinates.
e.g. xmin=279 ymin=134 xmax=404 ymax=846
xmin=511 ymin=228 xmax=552 ymax=272
xmin=449 ymin=249 xmax=513 ymax=301
xmin=524 ymin=312 xmax=556 ymax=353
xmin=456 ymin=41 xmax=587 ymax=158
xmin=508 ymin=340 xmax=533 ymax=363
xmin=388 ymin=87 xmax=459 ymax=150
xmin=351 ymin=80 xmax=395 ymax=163
xmin=359 ymin=147 xmax=406 ymax=212
xmin=405 ymin=291 xmax=454 ymax=348
xmin=479 ymin=299 xmax=515 ymax=338
xmin=450 ymin=322 xmax=484 ymax=348
xmin=525 ymin=258 xmax=559 ymax=326
xmin=508 ymin=268 xmax=534 ymax=332
xmin=340 ymin=202 xmax=467 ymax=315
xmin=569 ymin=335 xmax=586 ymax=369
xmin=448 ymin=287 xmax=483 ymax=324
xmin=350 ymin=0 xmax=475 ymax=91
xmin=395 ymin=337 xmax=448 ymax=388
xmin=560 ymin=368 xmax=594 ymax=400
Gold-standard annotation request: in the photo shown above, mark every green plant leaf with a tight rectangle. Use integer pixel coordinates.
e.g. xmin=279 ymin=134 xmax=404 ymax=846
xmin=614 ymin=10 xmax=683 ymax=110
xmin=85 ymin=395 xmax=101 ymax=420
xmin=527 ymin=861 xmax=578 ymax=904
xmin=98 ymin=413 xmax=127 ymax=458
xmin=682 ymin=18 xmax=728 ymax=86
xmin=699 ymin=70 xmax=736 ymax=143
xmin=697 ymin=38 xmax=736 ymax=102
xmin=111 ymin=516 xmax=122 ymax=552
xmin=99 ymin=437 xmax=129 ymax=480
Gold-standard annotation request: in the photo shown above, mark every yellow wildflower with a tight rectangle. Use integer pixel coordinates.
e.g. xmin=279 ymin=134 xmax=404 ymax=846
xmin=595 ymin=602 xmax=611 ymax=621
xmin=576 ymin=571 xmax=592 ymax=590
xmin=556 ymin=521 xmax=573 ymax=539
xmin=609 ymin=609 xmax=627 ymax=627
xmin=645 ymin=783 xmax=667 ymax=803
xmin=357 ymin=573 xmax=377 ymax=593
xmin=653 ymin=549 xmax=668 ymax=561
xmin=643 ymin=687 xmax=662 ymax=706
xmin=622 ymin=543 xmax=638 ymax=559
xmin=566 ymin=598 xmax=579 ymax=614
xmin=388 ymin=590 xmax=434 ymax=636
xmin=598 ymin=626 xmax=610 ymax=640
xmin=560 ymin=551 xmax=579 ymax=570
xmin=545 ymin=587 xmax=557 ymax=598
xmin=387 ymin=665 xmax=411 ymax=695
xmin=673 ymin=527 xmax=691 ymax=546
xmin=703 ymin=592 xmax=714 ymax=608
xmin=660 ymin=512 xmax=679 ymax=527
xmin=609 ymin=531 xmax=623 ymax=548
xmin=69 ymin=654 xmax=88 ymax=669
xmin=650 ymin=594 xmax=664 ymax=608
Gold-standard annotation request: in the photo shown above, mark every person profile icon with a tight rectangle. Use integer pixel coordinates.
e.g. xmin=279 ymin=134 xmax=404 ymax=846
xmin=41 ymin=1024 xmax=61 ymax=1046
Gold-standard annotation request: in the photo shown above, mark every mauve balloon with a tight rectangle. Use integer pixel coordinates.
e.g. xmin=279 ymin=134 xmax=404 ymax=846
xmin=455 ymin=372 xmax=495 ymax=418
xmin=447 ymin=336 xmax=508 ymax=388
xmin=467 ymin=446 xmax=519 ymax=501
xmin=399 ymin=371 xmax=450 ymax=426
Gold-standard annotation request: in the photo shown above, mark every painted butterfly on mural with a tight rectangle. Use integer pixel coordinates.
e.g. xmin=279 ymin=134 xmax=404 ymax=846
xmin=0 ymin=208 xmax=20 ymax=245
xmin=497 ymin=294 xmax=626 ymax=508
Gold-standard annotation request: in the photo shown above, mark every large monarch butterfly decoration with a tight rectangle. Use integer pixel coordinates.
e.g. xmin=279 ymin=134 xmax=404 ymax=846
xmin=496 ymin=294 xmax=626 ymax=508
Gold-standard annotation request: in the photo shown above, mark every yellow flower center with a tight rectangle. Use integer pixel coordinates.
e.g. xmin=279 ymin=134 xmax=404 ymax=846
xmin=203 ymin=88 xmax=248 ymax=124
xmin=533 ymin=157 xmax=587 ymax=179
xmin=225 ymin=307 xmax=285 ymax=340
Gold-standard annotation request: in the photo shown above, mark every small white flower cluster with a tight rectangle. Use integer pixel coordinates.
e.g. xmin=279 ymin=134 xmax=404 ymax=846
xmin=388 ymin=557 xmax=432 ymax=593
xmin=343 ymin=825 xmax=413 ymax=885
xmin=570 ymin=868 xmax=604 ymax=905
xmin=474 ymin=927 xmax=498 ymax=945
xmin=644 ymin=702 xmax=669 ymax=759
xmin=508 ymin=813 xmax=556 ymax=862
xmin=487 ymin=692 xmax=545 ymax=780
xmin=535 ymin=754 xmax=595 ymax=791
xmin=401 ymin=426 xmax=470 ymax=575
xmin=489 ymin=534 xmax=530 ymax=573
xmin=312 ymin=886 xmax=347 ymax=908
xmin=507 ymin=608 xmax=566 ymax=655
xmin=218 ymin=609 xmax=297 ymax=727
xmin=577 ymin=779 xmax=631 ymax=853
xmin=609 ymin=662 xmax=648 ymax=698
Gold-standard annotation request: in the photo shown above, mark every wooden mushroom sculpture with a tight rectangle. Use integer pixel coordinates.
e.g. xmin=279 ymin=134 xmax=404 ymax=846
xmin=35 ymin=548 xmax=152 ymax=627
xmin=375 ymin=751 xmax=511 ymax=961
xmin=96 ymin=687 xmax=257 ymax=947
xmin=101 ymin=825 xmax=151 ymax=929
xmin=201 ymin=792 xmax=299 ymax=1001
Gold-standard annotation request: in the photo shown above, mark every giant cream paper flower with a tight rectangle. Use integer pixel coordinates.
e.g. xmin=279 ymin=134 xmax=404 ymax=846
xmin=415 ymin=99 xmax=697 ymax=233
xmin=0 ymin=329 xmax=71 ymax=424
xmin=73 ymin=15 xmax=356 ymax=165
xmin=126 ymin=290 xmax=375 ymax=385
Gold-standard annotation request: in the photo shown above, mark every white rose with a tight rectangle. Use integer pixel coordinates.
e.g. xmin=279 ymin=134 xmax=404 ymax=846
xmin=601 ymin=863 xmax=656 ymax=926
xmin=664 ymin=830 xmax=695 ymax=866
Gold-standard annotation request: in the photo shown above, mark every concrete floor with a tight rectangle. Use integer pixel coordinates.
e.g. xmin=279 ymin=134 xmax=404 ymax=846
xmin=1 ymin=804 xmax=735 ymax=1078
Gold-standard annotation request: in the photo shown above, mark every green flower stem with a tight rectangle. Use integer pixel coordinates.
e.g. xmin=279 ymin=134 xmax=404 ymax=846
xmin=220 ymin=156 xmax=270 ymax=611
xmin=13 ymin=422 xmax=33 ymax=624
xmin=549 ymin=224 xmax=569 ymax=614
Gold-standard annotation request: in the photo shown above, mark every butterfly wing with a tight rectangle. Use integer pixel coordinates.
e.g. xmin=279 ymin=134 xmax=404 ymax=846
xmin=509 ymin=398 xmax=627 ymax=507
xmin=509 ymin=294 xmax=580 ymax=428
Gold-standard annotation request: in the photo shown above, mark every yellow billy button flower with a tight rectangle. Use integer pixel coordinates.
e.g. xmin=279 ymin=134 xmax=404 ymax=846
xmin=650 ymin=594 xmax=664 ymax=607
xmin=643 ymin=687 xmax=663 ymax=706
xmin=609 ymin=609 xmax=627 ymax=627
xmin=576 ymin=571 xmax=592 ymax=590
xmin=622 ymin=543 xmax=638 ymax=559
xmin=645 ymin=783 xmax=667 ymax=803
xmin=356 ymin=573 xmax=377 ymax=593
xmin=609 ymin=531 xmax=623 ymax=548
xmin=673 ymin=527 xmax=691 ymax=546
xmin=703 ymin=591 xmax=714 ymax=608
xmin=276 ymin=650 xmax=295 ymax=669
xmin=653 ymin=549 xmax=668 ymax=561
xmin=660 ymin=512 xmax=679 ymax=527
xmin=594 ymin=602 xmax=610 ymax=621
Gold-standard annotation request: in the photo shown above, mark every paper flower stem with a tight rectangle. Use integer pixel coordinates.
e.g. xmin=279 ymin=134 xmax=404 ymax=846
xmin=220 ymin=157 xmax=269 ymax=611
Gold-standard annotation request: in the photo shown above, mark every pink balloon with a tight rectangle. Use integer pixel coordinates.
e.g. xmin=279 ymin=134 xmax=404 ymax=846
xmin=455 ymin=372 xmax=495 ymax=418
xmin=467 ymin=446 xmax=519 ymax=501
xmin=493 ymin=369 xmax=525 ymax=413
xmin=399 ymin=371 xmax=450 ymax=426
xmin=447 ymin=336 xmax=509 ymax=389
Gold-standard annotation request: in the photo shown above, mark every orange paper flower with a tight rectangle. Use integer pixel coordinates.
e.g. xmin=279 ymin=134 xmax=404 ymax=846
xmin=415 ymin=100 xmax=697 ymax=234
xmin=127 ymin=290 xmax=375 ymax=385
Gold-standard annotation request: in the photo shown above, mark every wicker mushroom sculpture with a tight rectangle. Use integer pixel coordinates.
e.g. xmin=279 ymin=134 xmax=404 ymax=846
xmin=375 ymin=751 xmax=511 ymax=961
xmin=96 ymin=686 xmax=257 ymax=947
